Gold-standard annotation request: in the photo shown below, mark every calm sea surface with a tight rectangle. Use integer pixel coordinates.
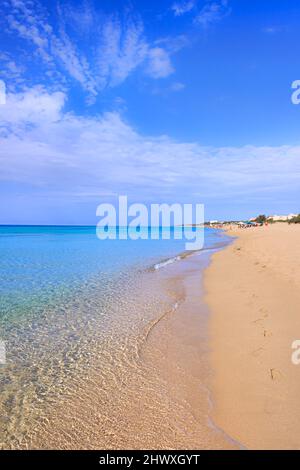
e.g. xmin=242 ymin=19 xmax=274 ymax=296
xmin=0 ymin=226 xmax=231 ymax=449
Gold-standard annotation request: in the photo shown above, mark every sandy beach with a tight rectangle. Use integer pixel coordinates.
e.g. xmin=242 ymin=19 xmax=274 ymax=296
xmin=3 ymin=224 xmax=300 ymax=450
xmin=205 ymin=223 xmax=300 ymax=449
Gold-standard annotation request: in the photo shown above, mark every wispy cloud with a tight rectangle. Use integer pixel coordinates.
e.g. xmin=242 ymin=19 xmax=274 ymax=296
xmin=172 ymin=1 xmax=230 ymax=29
xmin=0 ymin=52 xmax=26 ymax=88
xmin=1 ymin=0 xmax=178 ymax=101
xmin=262 ymin=26 xmax=283 ymax=34
xmin=195 ymin=0 xmax=230 ymax=28
xmin=172 ymin=1 xmax=196 ymax=16
xmin=146 ymin=47 xmax=174 ymax=78
xmin=95 ymin=16 xmax=148 ymax=89
xmin=170 ymin=82 xmax=185 ymax=92
xmin=1 ymin=88 xmax=299 ymax=208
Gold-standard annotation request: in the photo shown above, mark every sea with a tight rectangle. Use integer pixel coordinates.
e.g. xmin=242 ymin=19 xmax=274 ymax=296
xmin=0 ymin=225 xmax=234 ymax=449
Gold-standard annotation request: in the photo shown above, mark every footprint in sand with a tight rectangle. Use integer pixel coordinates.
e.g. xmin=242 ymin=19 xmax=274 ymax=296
xmin=270 ymin=368 xmax=282 ymax=381
xmin=251 ymin=347 xmax=264 ymax=357
xmin=259 ymin=307 xmax=269 ymax=317
xmin=263 ymin=329 xmax=272 ymax=338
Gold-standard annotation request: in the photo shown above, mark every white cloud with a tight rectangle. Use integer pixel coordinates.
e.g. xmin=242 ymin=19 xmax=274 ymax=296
xmin=170 ymin=82 xmax=185 ymax=92
xmin=96 ymin=17 xmax=149 ymax=88
xmin=146 ymin=47 xmax=174 ymax=79
xmin=0 ymin=88 xmax=299 ymax=206
xmin=262 ymin=26 xmax=283 ymax=34
xmin=195 ymin=0 xmax=230 ymax=28
xmin=0 ymin=87 xmax=66 ymax=127
xmin=172 ymin=1 xmax=196 ymax=16
xmin=1 ymin=0 xmax=177 ymax=99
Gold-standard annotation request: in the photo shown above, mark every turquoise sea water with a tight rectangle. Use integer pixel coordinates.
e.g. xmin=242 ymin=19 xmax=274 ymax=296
xmin=0 ymin=226 xmax=224 ymax=325
xmin=0 ymin=225 xmax=229 ymax=448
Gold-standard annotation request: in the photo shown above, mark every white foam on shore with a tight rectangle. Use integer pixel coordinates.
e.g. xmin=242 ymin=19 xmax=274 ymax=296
xmin=153 ymin=255 xmax=181 ymax=270
xmin=153 ymin=241 xmax=232 ymax=272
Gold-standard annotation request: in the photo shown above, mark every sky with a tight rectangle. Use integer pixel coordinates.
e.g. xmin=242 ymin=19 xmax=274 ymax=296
xmin=0 ymin=0 xmax=300 ymax=224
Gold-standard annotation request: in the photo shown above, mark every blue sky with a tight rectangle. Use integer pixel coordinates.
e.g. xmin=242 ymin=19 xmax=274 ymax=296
xmin=0 ymin=0 xmax=299 ymax=223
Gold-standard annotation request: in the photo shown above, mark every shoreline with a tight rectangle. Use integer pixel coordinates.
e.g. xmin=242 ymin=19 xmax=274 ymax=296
xmin=138 ymin=248 xmax=238 ymax=449
xmin=205 ymin=223 xmax=300 ymax=449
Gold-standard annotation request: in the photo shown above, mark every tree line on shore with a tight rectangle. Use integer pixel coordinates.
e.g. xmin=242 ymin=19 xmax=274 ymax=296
xmin=254 ymin=214 xmax=300 ymax=224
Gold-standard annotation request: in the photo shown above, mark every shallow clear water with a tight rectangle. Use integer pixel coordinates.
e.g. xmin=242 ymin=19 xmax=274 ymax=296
xmin=0 ymin=226 xmax=224 ymax=326
xmin=0 ymin=226 xmax=229 ymax=449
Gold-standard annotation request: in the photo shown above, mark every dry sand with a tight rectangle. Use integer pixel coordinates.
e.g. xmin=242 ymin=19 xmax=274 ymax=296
xmin=205 ymin=223 xmax=300 ymax=449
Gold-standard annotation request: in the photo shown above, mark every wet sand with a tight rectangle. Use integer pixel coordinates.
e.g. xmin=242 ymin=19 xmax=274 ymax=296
xmin=205 ymin=223 xmax=300 ymax=449
xmin=140 ymin=252 xmax=238 ymax=449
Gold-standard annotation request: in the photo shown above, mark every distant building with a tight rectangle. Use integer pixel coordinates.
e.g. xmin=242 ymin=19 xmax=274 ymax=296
xmin=209 ymin=220 xmax=219 ymax=225
xmin=267 ymin=214 xmax=297 ymax=221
